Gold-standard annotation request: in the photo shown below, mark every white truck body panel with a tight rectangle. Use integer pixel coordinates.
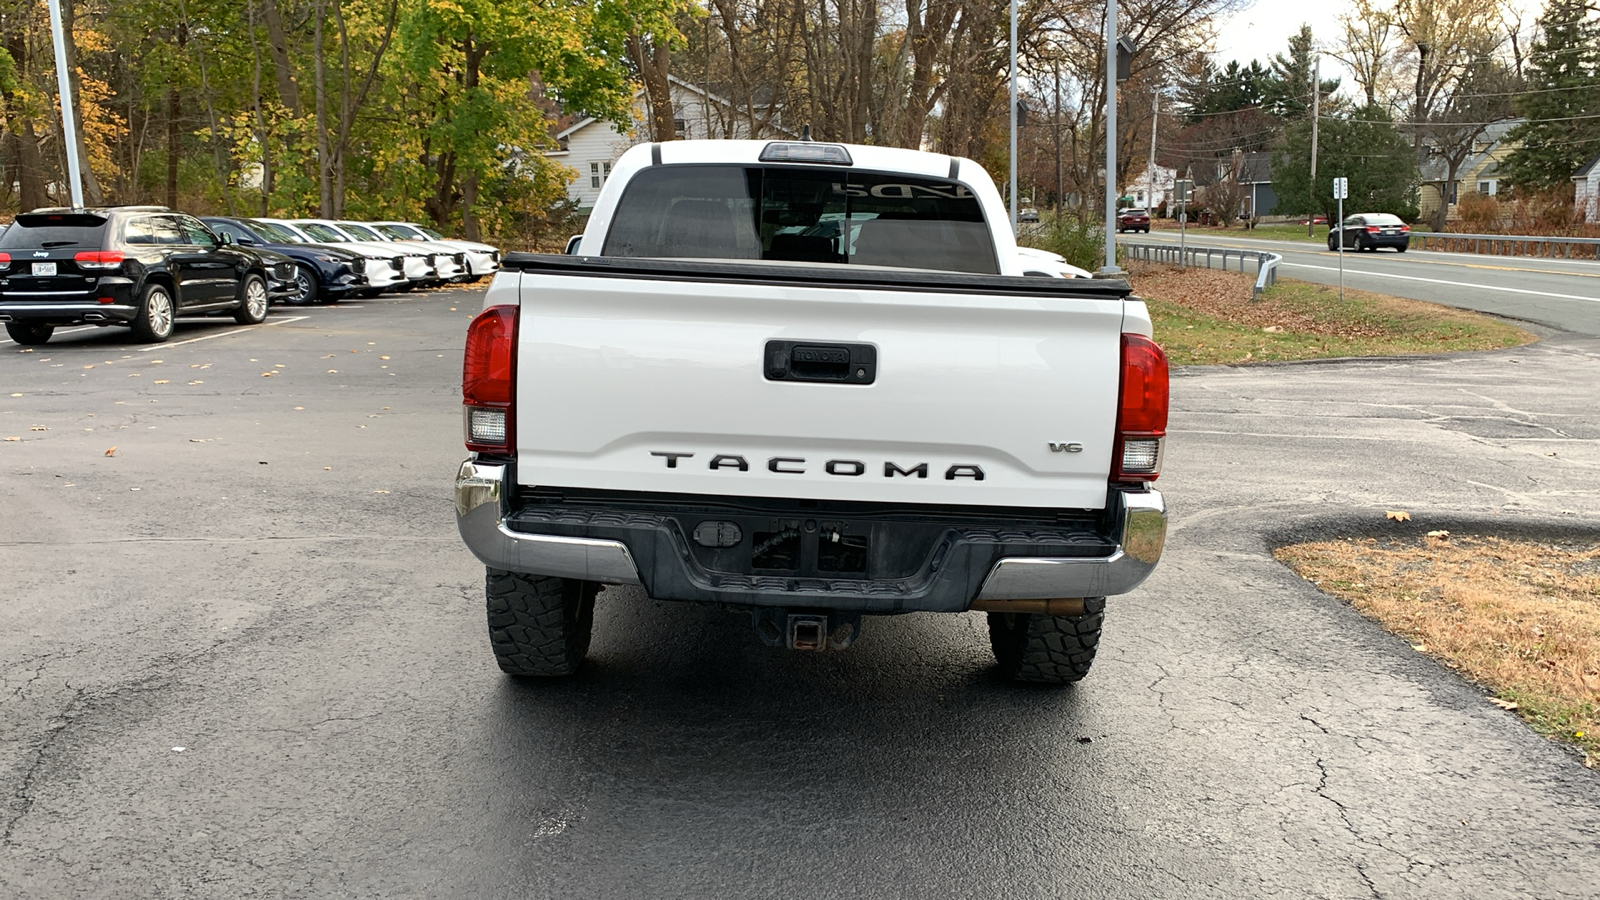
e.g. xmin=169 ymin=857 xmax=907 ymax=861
xmin=512 ymin=268 xmax=1126 ymax=510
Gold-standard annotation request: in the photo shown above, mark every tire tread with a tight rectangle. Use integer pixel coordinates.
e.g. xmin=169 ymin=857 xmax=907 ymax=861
xmin=485 ymin=569 xmax=595 ymax=677
xmin=988 ymin=597 xmax=1106 ymax=684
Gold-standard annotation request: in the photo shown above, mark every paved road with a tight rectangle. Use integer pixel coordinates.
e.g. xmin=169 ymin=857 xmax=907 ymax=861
xmin=1122 ymin=230 xmax=1600 ymax=335
xmin=3 ymin=289 xmax=1599 ymax=898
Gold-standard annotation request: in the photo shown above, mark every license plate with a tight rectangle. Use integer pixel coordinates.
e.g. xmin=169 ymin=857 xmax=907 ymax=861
xmin=32 ymin=262 xmax=57 ymax=276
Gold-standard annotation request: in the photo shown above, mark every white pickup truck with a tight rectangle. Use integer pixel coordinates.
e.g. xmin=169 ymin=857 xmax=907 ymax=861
xmin=454 ymin=139 xmax=1168 ymax=683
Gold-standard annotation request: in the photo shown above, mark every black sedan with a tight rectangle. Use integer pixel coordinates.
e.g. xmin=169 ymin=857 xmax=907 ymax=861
xmin=201 ymin=217 xmax=369 ymax=304
xmin=1328 ymin=213 xmax=1411 ymax=252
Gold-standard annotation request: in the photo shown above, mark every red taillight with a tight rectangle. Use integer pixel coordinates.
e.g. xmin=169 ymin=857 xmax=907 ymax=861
xmin=74 ymin=250 xmax=126 ymax=269
xmin=1113 ymin=333 xmax=1169 ymax=482
xmin=1400 ymin=225 xmax=1411 ymax=233
xmin=462 ymin=305 xmax=517 ymax=453
xmin=1365 ymin=226 xmax=1380 ymax=233
xmin=0 ymin=251 xmax=10 ymax=271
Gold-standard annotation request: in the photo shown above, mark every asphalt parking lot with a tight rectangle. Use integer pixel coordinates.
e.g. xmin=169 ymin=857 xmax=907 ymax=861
xmin=3 ymin=286 xmax=1599 ymax=898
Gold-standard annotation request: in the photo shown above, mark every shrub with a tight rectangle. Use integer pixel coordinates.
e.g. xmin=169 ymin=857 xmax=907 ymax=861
xmin=1456 ymin=191 xmax=1501 ymax=232
xmin=1020 ymin=212 xmax=1106 ymax=272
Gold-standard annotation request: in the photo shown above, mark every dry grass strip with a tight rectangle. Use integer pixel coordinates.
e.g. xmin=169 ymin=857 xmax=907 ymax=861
xmin=1277 ymin=534 xmax=1600 ymax=767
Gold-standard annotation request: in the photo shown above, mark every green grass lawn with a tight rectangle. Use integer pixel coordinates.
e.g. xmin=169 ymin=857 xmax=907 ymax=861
xmin=1132 ymin=267 xmax=1535 ymax=366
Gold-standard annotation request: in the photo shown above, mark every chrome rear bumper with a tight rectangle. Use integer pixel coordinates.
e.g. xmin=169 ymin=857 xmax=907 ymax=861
xmin=455 ymin=460 xmax=1167 ymax=601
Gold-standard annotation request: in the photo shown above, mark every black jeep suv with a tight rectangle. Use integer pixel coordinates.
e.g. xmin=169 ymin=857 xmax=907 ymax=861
xmin=0 ymin=206 xmax=272 ymax=345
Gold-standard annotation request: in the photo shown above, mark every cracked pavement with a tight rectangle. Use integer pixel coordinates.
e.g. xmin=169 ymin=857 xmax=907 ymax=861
xmin=2 ymin=290 xmax=1598 ymax=898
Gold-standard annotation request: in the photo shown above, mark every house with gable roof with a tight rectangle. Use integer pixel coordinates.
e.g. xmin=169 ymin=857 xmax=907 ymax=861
xmin=1417 ymin=119 xmax=1524 ymax=222
xmin=546 ymin=75 xmax=794 ymax=210
xmin=1574 ymin=153 xmax=1600 ymax=224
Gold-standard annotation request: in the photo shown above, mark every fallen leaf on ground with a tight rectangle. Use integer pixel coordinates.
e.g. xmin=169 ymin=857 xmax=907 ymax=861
xmin=294 ymin=406 xmax=304 ymax=410
xmin=1262 ymin=325 xmax=1284 ymax=333
xmin=1427 ymin=530 xmax=1451 ymax=538
xmin=1490 ymin=698 xmax=1520 ymax=711
xmin=153 ymin=379 xmax=170 ymax=384
xmin=379 ymin=356 xmax=390 ymax=360
xmin=104 ymin=446 xmax=117 ymax=457
xmin=3 ymin=437 xmax=19 ymax=442
xmin=187 ymin=380 xmax=203 ymax=385
xmin=261 ymin=372 xmax=276 ymax=377
xmin=189 ymin=439 xmax=213 ymax=443
xmin=372 ymin=490 xmax=389 ymax=494
xmin=327 ymin=369 xmax=338 ymax=374
xmin=10 ymin=393 xmax=22 ymax=397
xmin=29 ymin=425 xmax=46 ymax=431
xmin=1386 ymin=510 xmax=1412 ymax=522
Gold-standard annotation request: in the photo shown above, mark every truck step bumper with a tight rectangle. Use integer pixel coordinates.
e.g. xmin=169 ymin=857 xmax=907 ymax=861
xmin=455 ymin=461 xmax=644 ymax=585
xmin=455 ymin=460 xmax=1166 ymax=611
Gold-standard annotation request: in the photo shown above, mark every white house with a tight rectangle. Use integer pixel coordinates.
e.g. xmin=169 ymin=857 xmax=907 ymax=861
xmin=547 ymin=75 xmax=793 ymax=210
xmin=1574 ymin=153 xmax=1600 ymax=224
xmin=1125 ymin=164 xmax=1176 ymax=211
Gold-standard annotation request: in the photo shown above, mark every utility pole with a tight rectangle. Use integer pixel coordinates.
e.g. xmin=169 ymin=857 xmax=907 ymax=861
xmin=1099 ymin=0 xmax=1120 ymax=275
xmin=1054 ymin=63 xmax=1062 ymax=216
xmin=1307 ymin=54 xmax=1320 ymax=238
xmin=1147 ymin=90 xmax=1158 ymax=214
xmin=1009 ymin=0 xmax=1018 ymax=230
xmin=47 ymin=0 xmax=86 ymax=208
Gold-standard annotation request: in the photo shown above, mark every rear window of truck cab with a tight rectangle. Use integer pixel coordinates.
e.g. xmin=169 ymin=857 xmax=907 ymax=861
xmin=1 ymin=213 xmax=109 ymax=249
xmin=602 ymin=165 xmax=999 ymax=274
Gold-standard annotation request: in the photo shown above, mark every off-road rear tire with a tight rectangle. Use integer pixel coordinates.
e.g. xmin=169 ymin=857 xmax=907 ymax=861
xmin=485 ymin=569 xmax=597 ymax=677
xmin=5 ymin=323 xmax=53 ymax=345
xmin=988 ymin=597 xmax=1106 ymax=684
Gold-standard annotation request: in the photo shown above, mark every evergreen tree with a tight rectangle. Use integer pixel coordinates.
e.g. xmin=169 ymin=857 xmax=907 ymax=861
xmin=1261 ymin=25 xmax=1342 ymax=120
xmin=1273 ymin=105 xmax=1420 ymax=221
xmin=1177 ymin=59 xmax=1270 ymax=123
xmin=1501 ymin=0 xmax=1600 ymax=191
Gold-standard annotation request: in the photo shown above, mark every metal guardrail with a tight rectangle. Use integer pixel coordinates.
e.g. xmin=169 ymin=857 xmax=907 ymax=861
xmin=1410 ymin=231 xmax=1600 ymax=260
xmin=1121 ymin=242 xmax=1283 ymax=302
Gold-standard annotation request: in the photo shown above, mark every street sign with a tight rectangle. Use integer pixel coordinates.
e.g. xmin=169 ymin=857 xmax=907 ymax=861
xmin=1173 ymin=179 xmax=1193 ymax=203
xmin=1332 ymin=176 xmax=1348 ymax=200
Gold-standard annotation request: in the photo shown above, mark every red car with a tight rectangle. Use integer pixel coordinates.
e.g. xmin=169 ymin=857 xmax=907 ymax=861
xmin=1117 ymin=208 xmax=1150 ymax=233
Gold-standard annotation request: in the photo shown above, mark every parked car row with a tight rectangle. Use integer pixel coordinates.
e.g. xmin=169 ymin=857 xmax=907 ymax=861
xmin=0 ymin=206 xmax=500 ymax=345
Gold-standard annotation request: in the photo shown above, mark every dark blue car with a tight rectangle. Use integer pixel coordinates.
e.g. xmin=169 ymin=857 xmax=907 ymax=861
xmin=201 ymin=217 xmax=370 ymax=304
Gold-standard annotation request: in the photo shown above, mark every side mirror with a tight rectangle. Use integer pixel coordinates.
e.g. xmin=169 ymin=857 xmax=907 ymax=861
xmin=564 ymin=235 xmax=583 ymax=255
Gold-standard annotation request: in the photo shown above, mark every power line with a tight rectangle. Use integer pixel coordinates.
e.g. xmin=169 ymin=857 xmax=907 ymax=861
xmin=1330 ymin=111 xmax=1600 ymax=126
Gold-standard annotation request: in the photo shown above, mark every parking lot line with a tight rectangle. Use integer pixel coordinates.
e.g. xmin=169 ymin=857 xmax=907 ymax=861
xmin=134 ymin=316 xmax=310 ymax=351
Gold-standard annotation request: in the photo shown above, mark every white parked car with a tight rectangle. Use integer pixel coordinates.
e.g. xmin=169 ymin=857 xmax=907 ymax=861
xmin=291 ymin=219 xmax=434 ymax=289
xmin=1015 ymin=246 xmax=1094 ymax=278
xmin=335 ymin=221 xmax=467 ymax=284
xmin=256 ymin=219 xmax=409 ymax=295
xmin=370 ymin=221 xmax=499 ymax=280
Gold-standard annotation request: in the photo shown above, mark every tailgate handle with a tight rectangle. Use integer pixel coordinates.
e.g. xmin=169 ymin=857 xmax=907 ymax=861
xmin=765 ymin=341 xmax=876 ymax=384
